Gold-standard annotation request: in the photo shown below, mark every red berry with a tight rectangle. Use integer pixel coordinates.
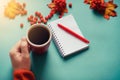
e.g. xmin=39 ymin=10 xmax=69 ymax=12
xmin=43 ymin=19 xmax=47 ymax=24
xmin=40 ymin=15 xmax=43 ymax=19
xmin=27 ymin=17 xmax=30 ymax=22
xmin=33 ymin=20 xmax=37 ymax=23
xmin=50 ymin=12 xmax=54 ymax=17
xmin=20 ymin=23 xmax=24 ymax=28
xmin=37 ymin=12 xmax=41 ymax=16
xmin=34 ymin=17 xmax=38 ymax=21
xmin=30 ymin=15 xmax=33 ymax=18
xmin=50 ymin=11 xmax=54 ymax=15
xmin=35 ymin=11 xmax=39 ymax=16
xmin=41 ymin=18 xmax=44 ymax=22
xmin=59 ymin=15 xmax=62 ymax=18
xmin=38 ymin=20 xmax=41 ymax=24
xmin=48 ymin=15 xmax=52 ymax=19
xmin=30 ymin=22 xmax=35 ymax=25
xmin=69 ymin=2 xmax=72 ymax=8
xmin=45 ymin=16 xmax=48 ymax=20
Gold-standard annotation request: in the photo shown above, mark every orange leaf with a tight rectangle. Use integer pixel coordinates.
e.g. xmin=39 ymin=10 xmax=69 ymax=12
xmin=104 ymin=0 xmax=117 ymax=19
xmin=47 ymin=3 xmax=56 ymax=9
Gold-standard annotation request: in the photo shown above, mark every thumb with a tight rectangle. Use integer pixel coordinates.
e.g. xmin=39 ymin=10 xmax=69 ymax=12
xmin=20 ymin=37 xmax=29 ymax=55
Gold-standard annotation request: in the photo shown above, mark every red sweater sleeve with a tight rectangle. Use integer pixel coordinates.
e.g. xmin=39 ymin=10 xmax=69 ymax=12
xmin=14 ymin=69 xmax=35 ymax=80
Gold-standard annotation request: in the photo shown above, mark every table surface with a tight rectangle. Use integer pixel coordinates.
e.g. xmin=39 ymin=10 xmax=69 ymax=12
xmin=0 ymin=0 xmax=120 ymax=80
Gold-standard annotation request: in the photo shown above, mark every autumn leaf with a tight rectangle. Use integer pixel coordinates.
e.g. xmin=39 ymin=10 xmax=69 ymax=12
xmin=47 ymin=3 xmax=56 ymax=9
xmin=84 ymin=0 xmax=118 ymax=20
xmin=104 ymin=0 xmax=117 ymax=20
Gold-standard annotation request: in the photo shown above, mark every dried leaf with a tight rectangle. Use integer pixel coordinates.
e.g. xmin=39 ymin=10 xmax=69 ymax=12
xmin=84 ymin=0 xmax=118 ymax=20
xmin=47 ymin=3 xmax=56 ymax=9
xmin=4 ymin=0 xmax=27 ymax=19
xmin=104 ymin=0 xmax=117 ymax=19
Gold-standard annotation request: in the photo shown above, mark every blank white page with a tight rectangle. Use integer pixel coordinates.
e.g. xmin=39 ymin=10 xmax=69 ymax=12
xmin=48 ymin=15 xmax=89 ymax=57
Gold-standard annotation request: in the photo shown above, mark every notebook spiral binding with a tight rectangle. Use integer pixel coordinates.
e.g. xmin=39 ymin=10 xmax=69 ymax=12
xmin=48 ymin=24 xmax=65 ymax=57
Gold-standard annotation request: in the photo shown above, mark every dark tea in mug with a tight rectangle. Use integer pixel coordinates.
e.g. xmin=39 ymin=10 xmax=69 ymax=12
xmin=27 ymin=24 xmax=52 ymax=54
xmin=28 ymin=26 xmax=50 ymax=45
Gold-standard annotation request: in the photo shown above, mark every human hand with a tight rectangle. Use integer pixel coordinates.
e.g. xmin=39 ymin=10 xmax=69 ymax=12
xmin=9 ymin=37 xmax=31 ymax=71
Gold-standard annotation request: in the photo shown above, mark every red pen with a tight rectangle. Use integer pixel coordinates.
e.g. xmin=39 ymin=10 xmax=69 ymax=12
xmin=57 ymin=23 xmax=90 ymax=44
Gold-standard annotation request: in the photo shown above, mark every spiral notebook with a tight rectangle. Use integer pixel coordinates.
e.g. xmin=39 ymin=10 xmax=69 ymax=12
xmin=48 ymin=15 xmax=89 ymax=57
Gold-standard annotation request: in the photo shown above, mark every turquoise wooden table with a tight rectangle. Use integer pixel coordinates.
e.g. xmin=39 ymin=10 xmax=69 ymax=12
xmin=0 ymin=0 xmax=120 ymax=80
